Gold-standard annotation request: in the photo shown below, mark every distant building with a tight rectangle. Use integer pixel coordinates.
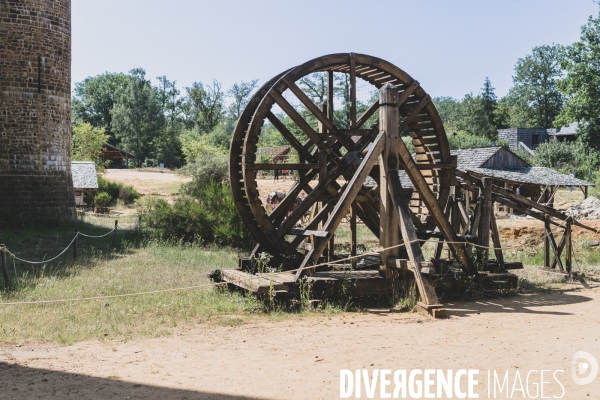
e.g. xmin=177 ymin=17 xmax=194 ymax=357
xmin=71 ymin=162 xmax=99 ymax=207
xmin=497 ymin=123 xmax=580 ymax=155
xmin=101 ymin=143 xmax=134 ymax=168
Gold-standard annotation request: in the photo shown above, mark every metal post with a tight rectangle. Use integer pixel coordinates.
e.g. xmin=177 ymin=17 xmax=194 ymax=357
xmin=1 ymin=245 xmax=8 ymax=289
xmin=73 ymin=232 xmax=78 ymax=261
xmin=112 ymin=220 xmax=118 ymax=248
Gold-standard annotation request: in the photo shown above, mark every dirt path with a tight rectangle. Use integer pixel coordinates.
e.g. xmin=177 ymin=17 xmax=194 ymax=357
xmin=2 ymin=286 xmax=599 ymax=399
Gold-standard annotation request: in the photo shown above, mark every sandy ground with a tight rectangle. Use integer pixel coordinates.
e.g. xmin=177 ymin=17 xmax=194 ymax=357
xmin=103 ymin=168 xmax=191 ymax=204
xmin=2 ymin=286 xmax=600 ymax=399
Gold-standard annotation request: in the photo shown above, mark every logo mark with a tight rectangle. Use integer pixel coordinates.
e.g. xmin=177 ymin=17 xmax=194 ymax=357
xmin=572 ymin=351 xmax=598 ymax=386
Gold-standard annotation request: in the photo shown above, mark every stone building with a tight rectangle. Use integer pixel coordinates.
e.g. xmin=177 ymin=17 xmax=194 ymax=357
xmin=0 ymin=0 xmax=75 ymax=219
xmin=496 ymin=128 xmax=549 ymax=154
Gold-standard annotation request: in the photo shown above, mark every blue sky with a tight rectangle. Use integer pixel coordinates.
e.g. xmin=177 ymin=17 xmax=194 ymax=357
xmin=72 ymin=0 xmax=599 ymax=99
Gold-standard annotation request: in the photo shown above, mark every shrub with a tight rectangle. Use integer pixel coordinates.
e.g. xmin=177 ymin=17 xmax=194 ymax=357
xmin=141 ymin=182 xmax=253 ymax=249
xmin=180 ymin=153 xmax=228 ymax=195
xmin=448 ymin=133 xmax=495 ymax=149
xmin=532 ymin=141 xmax=577 ymax=168
xmin=94 ymin=192 xmax=112 ymax=207
xmin=97 ymin=176 xmax=140 ymax=205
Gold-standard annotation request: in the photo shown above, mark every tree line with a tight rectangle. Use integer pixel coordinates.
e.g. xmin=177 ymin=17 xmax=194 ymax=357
xmin=72 ymin=4 xmax=600 ymax=169
xmin=435 ymin=4 xmax=600 ymax=153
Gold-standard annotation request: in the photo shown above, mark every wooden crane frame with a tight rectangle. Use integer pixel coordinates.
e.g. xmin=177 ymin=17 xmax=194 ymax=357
xmin=223 ymin=53 xmax=592 ymax=318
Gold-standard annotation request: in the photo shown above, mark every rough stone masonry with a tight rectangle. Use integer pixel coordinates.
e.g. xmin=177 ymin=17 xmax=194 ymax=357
xmin=0 ymin=0 xmax=75 ymax=219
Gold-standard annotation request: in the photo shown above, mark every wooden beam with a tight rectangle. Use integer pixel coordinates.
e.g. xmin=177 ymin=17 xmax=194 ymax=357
xmin=295 ymin=131 xmax=386 ymax=279
xmin=269 ymin=90 xmax=324 ymax=147
xmin=245 ymin=163 xmax=319 ymax=170
xmin=489 ymin=213 xmax=504 ymax=268
xmin=492 ymin=184 xmax=597 ymax=233
xmin=284 ymin=77 xmax=337 ymax=133
xmin=288 ymin=229 xmax=331 ymax=238
xmin=379 ymin=84 xmax=400 ymax=267
xmin=545 ymin=218 xmax=564 ymax=271
xmin=478 ymin=179 xmax=493 ymax=266
xmin=397 ymin=135 xmax=476 ymax=274
xmin=356 ymin=100 xmax=380 ymax=128
xmin=388 ymin=169 xmax=444 ymax=315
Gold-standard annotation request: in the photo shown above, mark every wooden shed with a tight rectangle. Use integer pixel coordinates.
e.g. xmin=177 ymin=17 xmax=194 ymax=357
xmin=451 ymin=147 xmax=594 ymax=211
xmin=71 ymin=162 xmax=99 ymax=207
xmin=101 ymin=143 xmax=134 ymax=168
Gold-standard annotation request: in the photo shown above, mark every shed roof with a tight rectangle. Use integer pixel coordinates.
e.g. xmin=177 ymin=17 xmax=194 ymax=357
xmin=102 ymin=143 xmax=134 ymax=159
xmin=71 ymin=162 xmax=99 ymax=189
xmin=467 ymin=166 xmax=594 ymax=187
xmin=450 ymin=147 xmax=504 ymax=170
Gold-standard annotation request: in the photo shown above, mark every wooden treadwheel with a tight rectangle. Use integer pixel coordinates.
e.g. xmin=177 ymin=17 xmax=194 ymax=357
xmin=229 ymin=53 xmax=453 ymax=267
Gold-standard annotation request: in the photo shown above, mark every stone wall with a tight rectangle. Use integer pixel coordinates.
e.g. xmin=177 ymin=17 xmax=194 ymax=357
xmin=497 ymin=128 xmax=549 ymax=151
xmin=0 ymin=0 xmax=75 ymax=219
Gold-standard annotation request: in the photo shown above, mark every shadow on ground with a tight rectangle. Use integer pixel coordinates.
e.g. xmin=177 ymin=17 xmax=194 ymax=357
xmin=0 ymin=362 xmax=261 ymax=400
xmin=444 ymin=291 xmax=593 ymax=317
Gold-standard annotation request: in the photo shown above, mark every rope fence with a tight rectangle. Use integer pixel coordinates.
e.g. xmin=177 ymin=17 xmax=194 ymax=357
xmin=0 ymin=231 xmax=576 ymax=307
xmin=0 ymin=220 xmax=119 ymax=289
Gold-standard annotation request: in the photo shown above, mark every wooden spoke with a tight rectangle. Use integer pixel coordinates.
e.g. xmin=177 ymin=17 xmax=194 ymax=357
xmin=266 ymin=111 xmax=315 ymax=162
xmin=356 ymin=99 xmax=380 ymax=128
xmin=269 ymin=89 xmax=323 ymax=146
xmin=349 ymin=52 xmax=357 ymax=128
xmin=283 ymin=77 xmax=336 ymax=133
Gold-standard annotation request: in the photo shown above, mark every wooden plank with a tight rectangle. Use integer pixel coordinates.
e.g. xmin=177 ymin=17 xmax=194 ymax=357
xmin=386 ymin=258 xmax=435 ymax=273
xmin=351 ymin=205 xmax=357 ymax=257
xmin=388 ymin=169 xmax=444 ymax=313
xmin=245 ymin=163 xmax=319 ymax=170
xmin=288 ymin=229 xmax=331 ymax=238
xmin=295 ymin=131 xmax=385 ymax=279
xmin=549 ymin=223 xmax=568 ymax=271
xmin=491 ymin=194 xmax=566 ymax=228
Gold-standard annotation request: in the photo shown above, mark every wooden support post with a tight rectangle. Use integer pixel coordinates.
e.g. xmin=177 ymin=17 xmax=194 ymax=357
xmin=566 ymin=222 xmax=572 ymax=273
xmin=478 ymin=179 xmax=492 ymax=267
xmin=489 ymin=213 xmax=504 ymax=269
xmin=545 ymin=220 xmax=564 ymax=271
xmin=585 ymin=186 xmax=589 ymax=199
xmin=112 ymin=220 xmax=118 ymax=248
xmin=379 ymin=84 xmax=400 ymax=271
xmin=544 ymin=218 xmax=550 ymax=269
xmin=389 ymin=172 xmax=445 ymax=318
xmin=434 ymin=195 xmax=453 ymax=259
xmin=73 ymin=232 xmax=78 ymax=261
xmin=0 ymin=245 xmax=8 ymax=289
xmin=350 ymin=205 xmax=357 ymax=257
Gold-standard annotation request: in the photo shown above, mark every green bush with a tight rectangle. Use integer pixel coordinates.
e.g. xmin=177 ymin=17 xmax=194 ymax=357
xmin=532 ymin=140 xmax=600 ymax=181
xmin=97 ymin=176 xmax=140 ymax=205
xmin=94 ymin=192 xmax=112 ymax=207
xmin=448 ymin=133 xmax=495 ymax=149
xmin=180 ymin=153 xmax=228 ymax=195
xmin=141 ymin=182 xmax=253 ymax=249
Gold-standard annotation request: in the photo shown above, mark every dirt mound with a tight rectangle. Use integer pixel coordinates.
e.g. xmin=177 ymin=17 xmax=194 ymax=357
xmin=566 ymin=196 xmax=600 ymax=220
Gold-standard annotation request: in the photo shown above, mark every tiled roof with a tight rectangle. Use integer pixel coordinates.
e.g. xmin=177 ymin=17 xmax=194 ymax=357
xmin=71 ymin=162 xmax=98 ymax=189
xmin=467 ymin=167 xmax=594 ymax=187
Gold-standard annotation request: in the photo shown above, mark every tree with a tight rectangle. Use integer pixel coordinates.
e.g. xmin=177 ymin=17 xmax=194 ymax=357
xmin=480 ymin=77 xmax=498 ymax=137
xmin=111 ymin=68 xmax=165 ymax=167
xmin=433 ymin=96 xmax=462 ymax=133
xmin=71 ymin=122 xmax=109 ymax=171
xmin=556 ymin=6 xmax=600 ymax=149
xmin=511 ymin=44 xmax=563 ymax=129
xmin=155 ymin=76 xmax=185 ymax=167
xmin=72 ymin=72 xmax=130 ymax=144
xmin=183 ymin=80 xmax=225 ymax=134
xmin=227 ymin=79 xmax=259 ymax=121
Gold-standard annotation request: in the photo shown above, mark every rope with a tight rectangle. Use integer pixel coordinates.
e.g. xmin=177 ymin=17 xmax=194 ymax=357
xmin=1 ymin=225 xmax=116 ymax=265
xmin=3 ymin=234 xmax=79 ymax=265
xmin=0 ymin=236 xmax=537 ymax=307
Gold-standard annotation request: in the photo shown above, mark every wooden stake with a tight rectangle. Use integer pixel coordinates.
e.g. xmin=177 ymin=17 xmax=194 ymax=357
xmin=112 ymin=220 xmax=118 ymax=248
xmin=351 ymin=205 xmax=357 ymax=257
xmin=73 ymin=232 xmax=78 ymax=261
xmin=0 ymin=245 xmax=8 ymax=289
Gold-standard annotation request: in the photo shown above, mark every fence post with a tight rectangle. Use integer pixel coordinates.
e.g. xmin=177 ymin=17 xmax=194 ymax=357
xmin=1 ymin=245 xmax=8 ymax=289
xmin=73 ymin=232 xmax=78 ymax=261
xmin=112 ymin=220 xmax=118 ymax=248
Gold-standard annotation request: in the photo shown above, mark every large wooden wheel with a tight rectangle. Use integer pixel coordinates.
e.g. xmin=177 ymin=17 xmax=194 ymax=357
xmin=229 ymin=53 xmax=453 ymax=267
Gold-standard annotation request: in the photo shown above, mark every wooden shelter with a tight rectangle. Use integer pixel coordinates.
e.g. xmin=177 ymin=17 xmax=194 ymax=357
xmin=101 ymin=143 xmax=134 ymax=168
xmin=71 ymin=162 xmax=98 ymax=207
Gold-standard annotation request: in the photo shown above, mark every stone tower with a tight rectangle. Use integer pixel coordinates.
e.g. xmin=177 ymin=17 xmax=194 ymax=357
xmin=0 ymin=0 xmax=75 ymax=219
